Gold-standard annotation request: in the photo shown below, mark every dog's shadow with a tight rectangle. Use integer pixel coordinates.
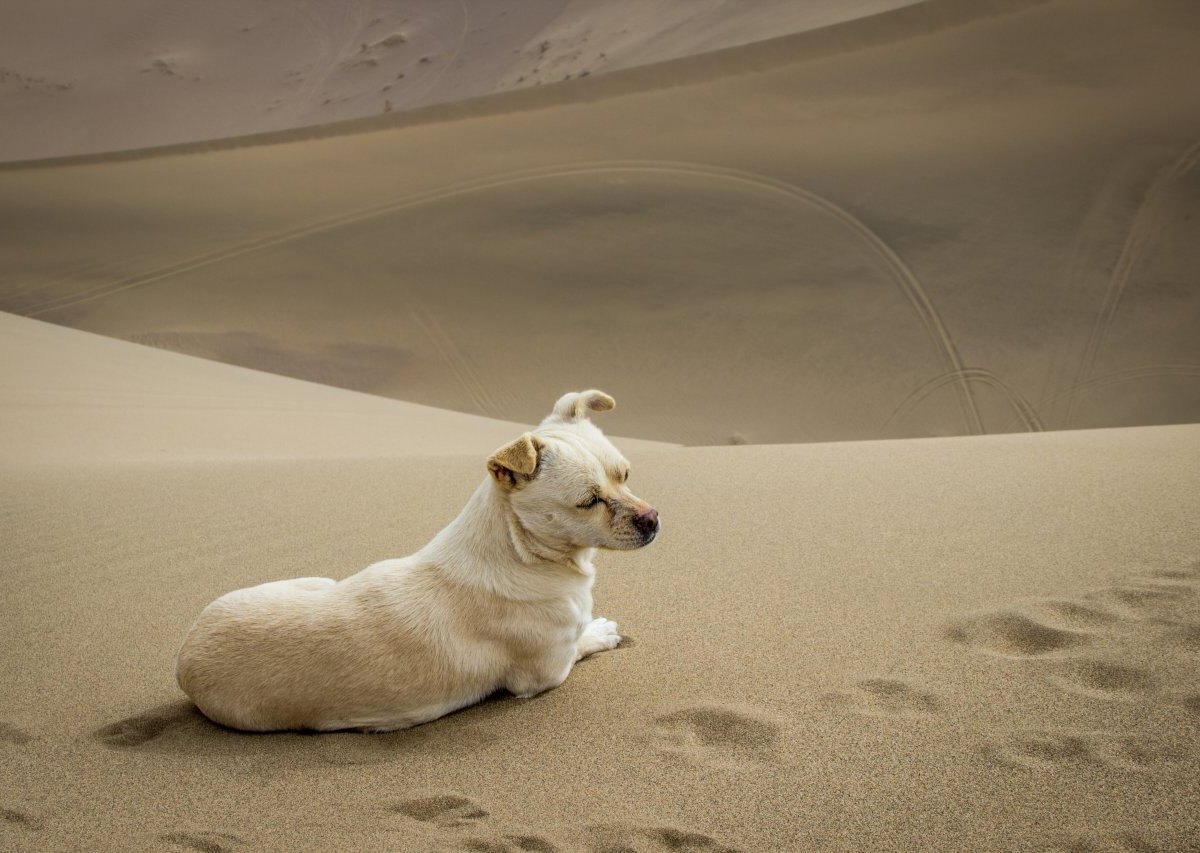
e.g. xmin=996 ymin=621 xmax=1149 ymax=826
xmin=90 ymin=690 xmax=536 ymax=765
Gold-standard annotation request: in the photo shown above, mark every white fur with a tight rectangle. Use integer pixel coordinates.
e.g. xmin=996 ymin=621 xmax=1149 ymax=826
xmin=175 ymin=390 xmax=658 ymax=732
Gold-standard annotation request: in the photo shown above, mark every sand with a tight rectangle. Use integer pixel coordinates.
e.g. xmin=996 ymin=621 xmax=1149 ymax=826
xmin=2 ymin=327 xmax=1197 ymax=848
xmin=0 ymin=312 xmax=671 ymax=463
xmin=0 ymin=0 xmax=921 ymax=162
xmin=2 ymin=0 xmax=1199 ymax=850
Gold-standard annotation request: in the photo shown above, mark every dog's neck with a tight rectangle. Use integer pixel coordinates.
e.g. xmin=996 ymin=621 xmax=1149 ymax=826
xmin=424 ymin=479 xmax=595 ymax=594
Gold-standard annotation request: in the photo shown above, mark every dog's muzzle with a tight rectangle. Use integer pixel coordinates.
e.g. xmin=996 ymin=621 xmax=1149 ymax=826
xmin=633 ymin=506 xmax=660 ymax=544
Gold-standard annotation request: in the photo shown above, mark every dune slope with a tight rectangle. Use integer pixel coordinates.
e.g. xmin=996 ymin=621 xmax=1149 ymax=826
xmin=1 ymin=0 xmax=1197 ymax=444
xmin=0 ymin=311 xmax=671 ymax=462
xmin=1 ymin=423 xmax=1197 ymax=850
xmin=0 ymin=0 xmax=920 ymax=162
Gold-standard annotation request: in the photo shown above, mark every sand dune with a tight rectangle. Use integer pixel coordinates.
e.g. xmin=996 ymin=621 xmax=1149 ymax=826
xmin=1 ymin=311 xmax=1197 ymax=851
xmin=0 ymin=311 xmax=672 ymax=462
xmin=0 ymin=0 xmax=919 ymax=162
xmin=2 ymin=398 xmax=1197 ymax=849
xmin=2 ymin=0 xmax=1196 ymax=444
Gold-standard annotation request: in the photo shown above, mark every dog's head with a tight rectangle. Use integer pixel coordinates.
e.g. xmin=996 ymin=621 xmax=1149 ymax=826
xmin=486 ymin=390 xmax=659 ymax=552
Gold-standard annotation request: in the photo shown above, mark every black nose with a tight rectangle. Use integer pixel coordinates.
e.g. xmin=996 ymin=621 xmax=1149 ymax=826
xmin=633 ymin=507 xmax=659 ymax=537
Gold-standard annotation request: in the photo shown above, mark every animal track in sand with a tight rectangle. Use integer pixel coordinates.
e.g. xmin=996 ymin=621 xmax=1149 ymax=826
xmin=0 ymin=722 xmax=32 ymax=745
xmin=387 ymin=794 xmax=560 ymax=851
xmin=819 ymin=678 xmax=939 ymax=717
xmin=441 ymin=823 xmax=740 ymax=853
xmin=984 ymin=729 xmax=1166 ymax=771
xmin=161 ymin=831 xmax=244 ymax=852
xmin=582 ymin=823 xmax=741 ymax=853
xmin=1042 ymin=830 xmax=1160 ymax=852
xmin=384 ymin=795 xmax=736 ymax=851
xmin=1049 ymin=659 xmax=1158 ymax=699
xmin=1082 ymin=565 xmax=1198 ymax=618
xmin=650 ymin=704 xmax=781 ymax=766
xmin=951 ymin=563 xmax=1199 ymax=776
xmin=392 ymin=793 xmax=490 ymax=828
xmin=457 ymin=836 xmax=559 ymax=852
xmin=1086 ymin=581 xmax=1195 ymax=618
xmin=945 ymin=610 xmax=1087 ymax=657
xmin=1 ymin=807 xmax=44 ymax=831
xmin=948 ymin=564 xmax=1200 ymax=663
xmin=1167 ymin=622 xmax=1200 ymax=649
xmin=1028 ymin=600 xmax=1122 ymax=631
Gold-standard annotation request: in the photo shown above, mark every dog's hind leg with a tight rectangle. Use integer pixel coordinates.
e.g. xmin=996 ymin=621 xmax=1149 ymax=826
xmin=506 ymin=652 xmax=575 ymax=699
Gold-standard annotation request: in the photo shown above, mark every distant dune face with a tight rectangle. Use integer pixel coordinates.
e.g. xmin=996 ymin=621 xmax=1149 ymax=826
xmin=0 ymin=0 xmax=921 ymax=162
xmin=1 ymin=0 xmax=1198 ymax=444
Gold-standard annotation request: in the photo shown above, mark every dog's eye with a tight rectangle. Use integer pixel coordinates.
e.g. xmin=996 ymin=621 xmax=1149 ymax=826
xmin=577 ymin=494 xmax=603 ymax=509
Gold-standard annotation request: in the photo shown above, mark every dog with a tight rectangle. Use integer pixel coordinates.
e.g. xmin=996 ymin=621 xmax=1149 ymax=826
xmin=175 ymin=390 xmax=659 ymax=732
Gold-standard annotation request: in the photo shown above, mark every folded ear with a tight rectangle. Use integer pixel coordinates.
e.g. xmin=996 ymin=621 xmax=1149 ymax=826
xmin=487 ymin=433 xmax=543 ymax=489
xmin=547 ymin=389 xmax=615 ymax=423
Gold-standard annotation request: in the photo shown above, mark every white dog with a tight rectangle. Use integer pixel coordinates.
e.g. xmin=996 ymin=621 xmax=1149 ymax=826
xmin=175 ymin=390 xmax=659 ymax=732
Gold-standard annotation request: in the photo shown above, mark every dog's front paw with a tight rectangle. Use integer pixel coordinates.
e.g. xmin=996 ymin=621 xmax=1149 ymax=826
xmin=577 ymin=617 xmax=622 ymax=659
xmin=588 ymin=616 xmax=621 ymax=646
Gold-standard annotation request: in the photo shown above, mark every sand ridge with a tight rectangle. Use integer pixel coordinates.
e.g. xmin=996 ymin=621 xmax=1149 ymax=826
xmin=0 ymin=312 xmax=673 ymax=463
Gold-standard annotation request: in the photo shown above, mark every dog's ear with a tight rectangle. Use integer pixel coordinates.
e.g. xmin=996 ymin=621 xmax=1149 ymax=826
xmin=546 ymin=389 xmax=615 ymax=424
xmin=487 ymin=433 xmax=543 ymax=489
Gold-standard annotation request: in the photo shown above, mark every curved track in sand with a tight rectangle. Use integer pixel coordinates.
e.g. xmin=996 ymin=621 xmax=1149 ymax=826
xmin=21 ymin=159 xmax=983 ymax=435
xmin=1065 ymin=139 xmax=1200 ymax=427
xmin=1005 ymin=363 xmax=1200 ymax=434
xmin=881 ymin=367 xmax=1045 ymax=436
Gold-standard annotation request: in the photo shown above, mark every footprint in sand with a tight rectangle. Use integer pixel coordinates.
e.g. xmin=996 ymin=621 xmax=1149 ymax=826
xmin=389 ymin=794 xmax=559 ymax=851
xmin=945 ymin=610 xmax=1088 ymax=657
xmin=458 ymin=824 xmax=738 ymax=853
xmin=1 ymin=807 xmax=44 ymax=832
xmin=949 ymin=564 xmax=1200 ymax=660
xmin=390 ymin=802 xmax=740 ymax=852
xmin=1170 ymin=623 xmax=1200 ymax=650
xmin=983 ymin=729 xmax=1168 ymax=771
xmin=455 ymin=836 xmax=560 ymax=852
xmin=581 ymin=823 xmax=741 ymax=853
xmin=1041 ymin=830 xmax=1160 ymax=852
xmin=1085 ymin=564 xmax=1198 ymax=617
xmin=1027 ymin=600 xmax=1123 ymax=631
xmin=0 ymin=722 xmax=33 ymax=745
xmin=161 ymin=831 xmax=244 ymax=852
xmin=1086 ymin=581 xmax=1196 ymax=619
xmin=819 ymin=678 xmax=940 ymax=717
xmin=950 ymin=562 xmax=1199 ymax=776
xmin=391 ymin=793 xmax=490 ymax=829
xmin=1048 ymin=658 xmax=1158 ymax=700
xmin=650 ymin=703 xmax=781 ymax=766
